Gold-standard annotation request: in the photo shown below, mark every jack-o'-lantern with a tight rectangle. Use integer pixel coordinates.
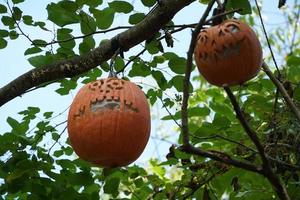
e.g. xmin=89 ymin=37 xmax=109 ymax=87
xmin=67 ymin=77 xmax=151 ymax=168
xmin=194 ymin=19 xmax=262 ymax=86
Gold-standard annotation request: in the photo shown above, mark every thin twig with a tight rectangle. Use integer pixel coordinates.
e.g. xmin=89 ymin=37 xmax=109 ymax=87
xmin=6 ymin=0 xmax=34 ymax=44
xmin=290 ymin=3 xmax=300 ymax=53
xmin=224 ymin=86 xmax=290 ymax=200
xmin=158 ymin=97 xmax=182 ymax=128
xmin=42 ymin=26 xmax=132 ymax=47
xmin=262 ymin=62 xmax=300 ymax=123
xmin=32 ymin=120 xmax=67 ymax=148
xmin=47 ymin=126 xmax=67 ymax=155
xmin=117 ymin=48 xmax=146 ymax=74
xmin=181 ymin=0 xmax=216 ymax=146
xmin=254 ymin=0 xmax=281 ymax=75
xmin=191 ymin=134 xmax=257 ymax=153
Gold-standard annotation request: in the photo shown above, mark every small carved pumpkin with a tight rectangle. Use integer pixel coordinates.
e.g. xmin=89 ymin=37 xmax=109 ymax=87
xmin=67 ymin=78 xmax=151 ymax=168
xmin=194 ymin=19 xmax=262 ymax=86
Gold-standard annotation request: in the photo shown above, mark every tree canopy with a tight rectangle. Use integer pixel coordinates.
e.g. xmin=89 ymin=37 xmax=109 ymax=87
xmin=0 ymin=0 xmax=300 ymax=199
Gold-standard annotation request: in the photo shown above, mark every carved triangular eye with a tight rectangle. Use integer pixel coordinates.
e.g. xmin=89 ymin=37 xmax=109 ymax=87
xmin=211 ymin=39 xmax=216 ymax=46
xmin=200 ymin=35 xmax=208 ymax=44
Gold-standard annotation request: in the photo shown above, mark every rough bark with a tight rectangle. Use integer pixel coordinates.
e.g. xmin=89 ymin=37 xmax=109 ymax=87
xmin=0 ymin=0 xmax=195 ymax=107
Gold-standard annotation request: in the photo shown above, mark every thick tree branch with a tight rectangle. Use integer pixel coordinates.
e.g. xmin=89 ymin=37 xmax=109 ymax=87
xmin=224 ymin=87 xmax=290 ymax=200
xmin=0 ymin=0 xmax=196 ymax=107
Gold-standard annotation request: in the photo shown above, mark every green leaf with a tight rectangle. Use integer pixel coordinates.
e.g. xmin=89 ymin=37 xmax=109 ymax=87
xmin=9 ymin=30 xmax=19 ymax=40
xmin=104 ymin=177 xmax=120 ymax=196
xmin=28 ymin=54 xmax=56 ymax=68
xmin=24 ymin=47 xmax=42 ymax=55
xmin=56 ymin=159 xmax=76 ymax=170
xmin=0 ymin=38 xmax=7 ymax=49
xmin=68 ymin=171 xmax=94 ymax=186
xmin=294 ymin=85 xmax=300 ymax=102
xmin=287 ymin=55 xmax=300 ymax=66
xmin=153 ymin=55 xmax=165 ymax=64
xmin=6 ymin=117 xmax=29 ymax=135
xmin=93 ymin=8 xmax=115 ymax=30
xmin=12 ymin=7 xmax=22 ymax=21
xmin=81 ymin=68 xmax=102 ymax=84
xmin=0 ymin=4 xmax=7 ymax=13
xmin=0 ymin=29 xmax=9 ymax=37
xmin=146 ymin=40 xmax=161 ymax=55
xmin=7 ymin=117 xmax=20 ymax=129
xmin=43 ymin=112 xmax=53 ymax=119
xmin=53 ymin=150 xmax=64 ymax=157
xmin=170 ymin=75 xmax=193 ymax=92
xmin=79 ymin=36 xmax=95 ymax=55
xmin=18 ymin=107 xmax=40 ymax=120
xmin=129 ymin=13 xmax=145 ymax=25
xmin=212 ymin=113 xmax=231 ymax=128
xmin=199 ymin=0 xmax=210 ymax=4
xmin=210 ymin=102 xmax=235 ymax=120
xmin=63 ymin=146 xmax=73 ymax=156
xmin=152 ymin=70 xmax=168 ymax=90
xmin=55 ymin=79 xmax=77 ymax=95
xmin=79 ymin=11 xmax=96 ymax=35
xmin=168 ymin=56 xmax=186 ymax=74
xmin=141 ymin=0 xmax=156 ymax=7
xmin=76 ymin=0 xmax=103 ymax=7
xmin=32 ymin=39 xmax=47 ymax=47
xmin=111 ymin=56 xmax=124 ymax=72
xmin=33 ymin=21 xmax=48 ymax=31
xmin=47 ymin=2 xmax=79 ymax=27
xmin=109 ymin=1 xmax=133 ymax=14
xmin=22 ymin=15 xmax=33 ymax=25
xmin=129 ymin=62 xmax=151 ymax=77
xmin=57 ymin=28 xmax=75 ymax=49
xmin=12 ymin=0 xmax=25 ymax=4
xmin=1 ymin=16 xmax=15 ymax=27
xmin=226 ymin=0 xmax=252 ymax=15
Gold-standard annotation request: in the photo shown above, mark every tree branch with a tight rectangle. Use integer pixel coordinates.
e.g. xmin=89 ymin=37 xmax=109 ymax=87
xmin=224 ymin=86 xmax=290 ymax=200
xmin=0 ymin=0 xmax=196 ymax=107
xmin=262 ymin=62 xmax=300 ymax=123
xmin=181 ymin=145 xmax=262 ymax=173
xmin=181 ymin=0 xmax=216 ymax=146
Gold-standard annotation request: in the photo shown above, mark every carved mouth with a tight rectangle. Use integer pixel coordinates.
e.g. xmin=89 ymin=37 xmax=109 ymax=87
xmin=91 ymin=100 xmax=120 ymax=112
xmin=90 ymin=99 xmax=139 ymax=113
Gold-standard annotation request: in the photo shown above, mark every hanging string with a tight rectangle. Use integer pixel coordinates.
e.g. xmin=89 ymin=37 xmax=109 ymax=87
xmin=108 ymin=48 xmax=121 ymax=78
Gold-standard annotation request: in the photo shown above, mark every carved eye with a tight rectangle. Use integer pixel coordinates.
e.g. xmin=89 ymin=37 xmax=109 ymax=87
xmin=229 ymin=25 xmax=239 ymax=33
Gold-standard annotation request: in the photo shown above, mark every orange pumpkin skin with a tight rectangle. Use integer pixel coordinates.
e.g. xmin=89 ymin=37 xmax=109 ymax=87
xmin=67 ymin=78 xmax=151 ymax=168
xmin=194 ymin=19 xmax=262 ymax=86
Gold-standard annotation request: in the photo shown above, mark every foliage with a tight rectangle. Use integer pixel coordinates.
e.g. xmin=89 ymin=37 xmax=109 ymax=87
xmin=0 ymin=0 xmax=300 ymax=199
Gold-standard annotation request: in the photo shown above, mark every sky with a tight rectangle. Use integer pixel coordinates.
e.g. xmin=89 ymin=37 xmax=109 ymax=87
xmin=0 ymin=0 xmax=288 ymax=166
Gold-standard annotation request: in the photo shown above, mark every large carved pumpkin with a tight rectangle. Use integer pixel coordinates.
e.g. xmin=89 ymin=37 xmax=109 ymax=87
xmin=194 ymin=19 xmax=262 ymax=86
xmin=67 ymin=78 xmax=151 ymax=168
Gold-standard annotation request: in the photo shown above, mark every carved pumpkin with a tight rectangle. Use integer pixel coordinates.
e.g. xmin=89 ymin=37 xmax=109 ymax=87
xmin=67 ymin=78 xmax=151 ymax=168
xmin=194 ymin=19 xmax=262 ymax=86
